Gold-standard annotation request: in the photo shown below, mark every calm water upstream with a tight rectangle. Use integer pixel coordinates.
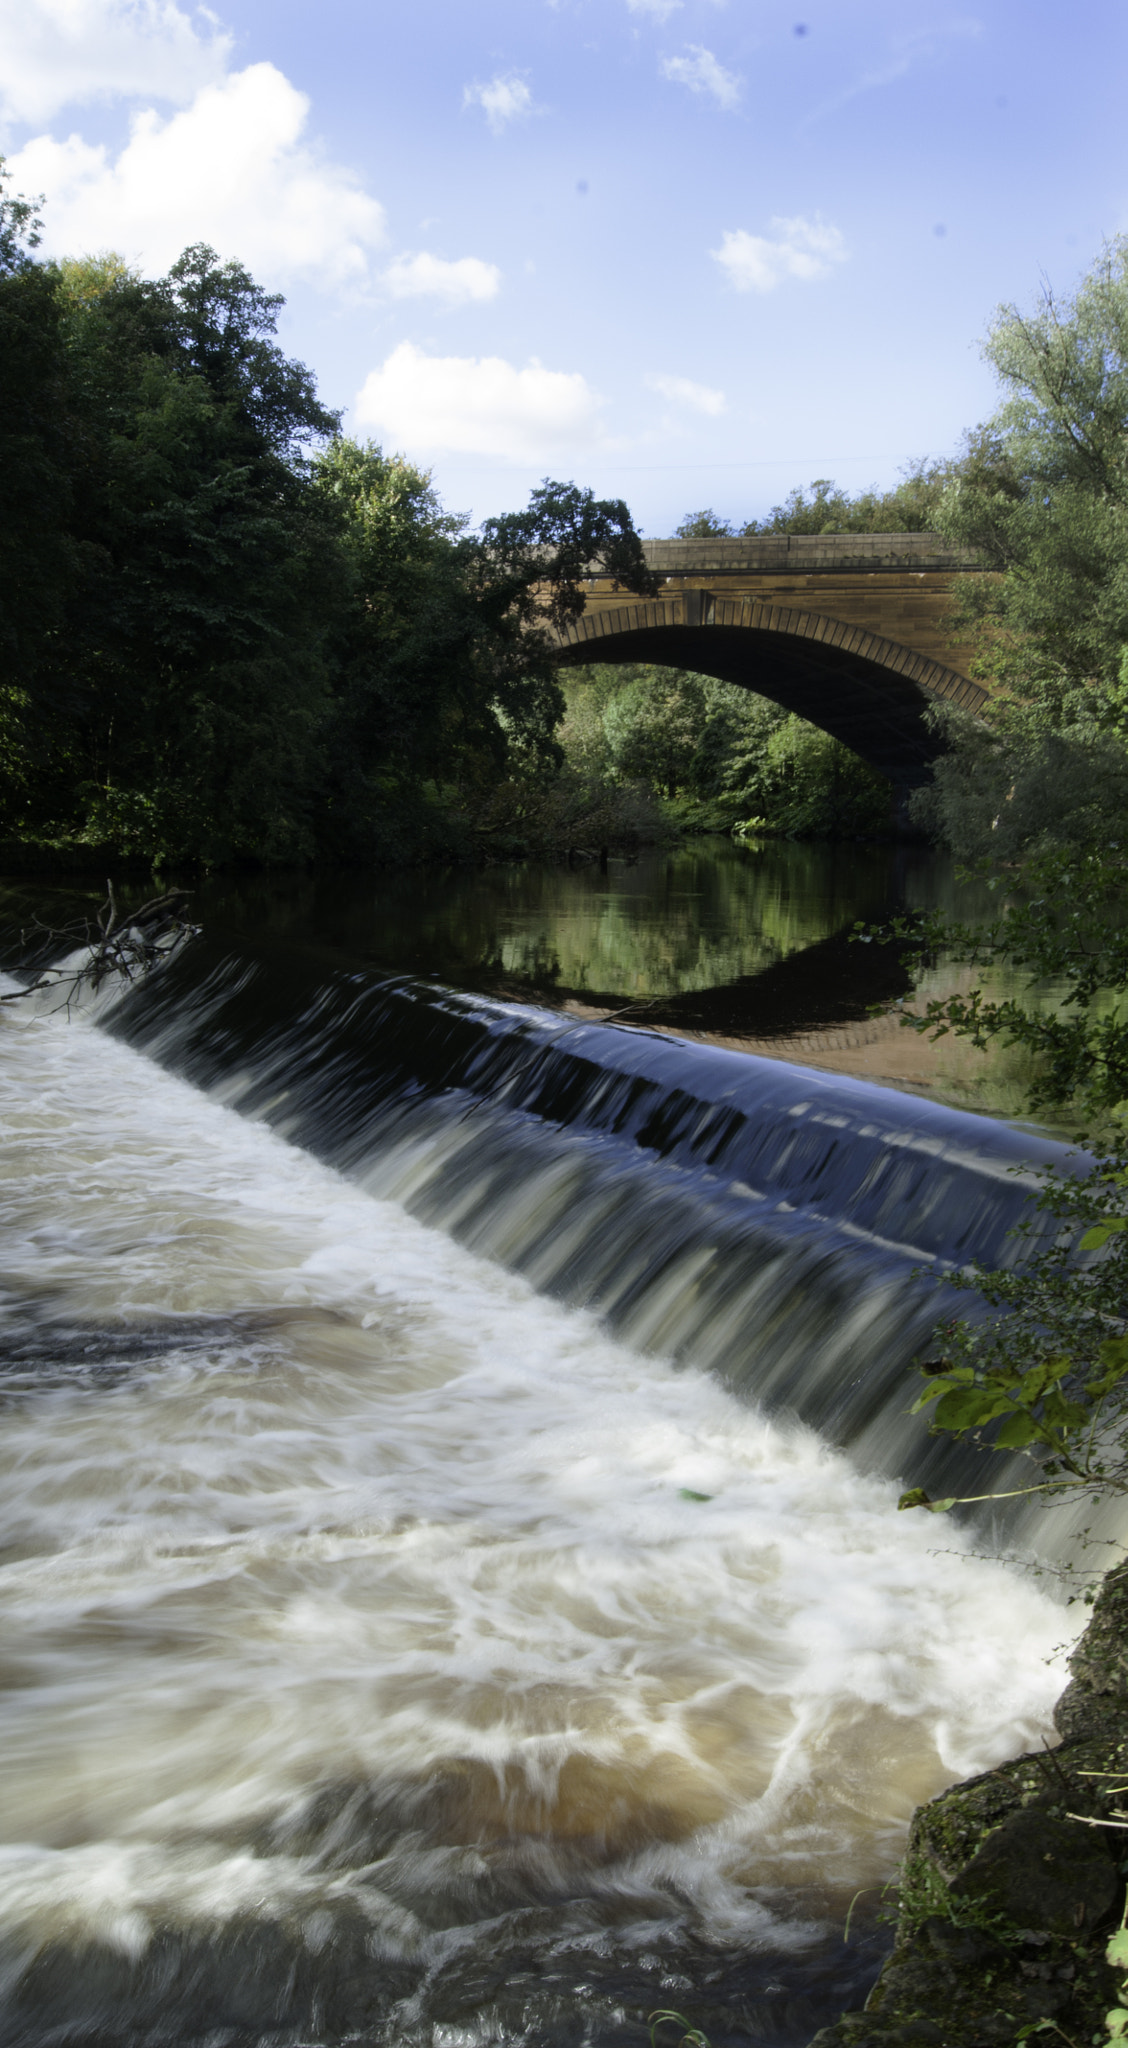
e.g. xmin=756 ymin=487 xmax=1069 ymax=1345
xmin=0 ymin=842 xmax=1088 ymax=2048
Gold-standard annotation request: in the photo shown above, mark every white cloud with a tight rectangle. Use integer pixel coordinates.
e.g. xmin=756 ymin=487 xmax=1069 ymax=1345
xmin=0 ymin=0 xmax=232 ymax=125
xmin=9 ymin=63 xmax=387 ymax=286
xmin=383 ymin=252 xmax=500 ymax=305
xmin=354 ymin=342 xmax=603 ymax=462
xmin=462 ymin=73 xmax=535 ymax=134
xmin=626 ymin=0 xmax=681 ymax=20
xmin=712 ymin=214 xmax=847 ymax=292
xmin=660 ymin=45 xmax=741 ymax=109
xmin=645 ymin=372 xmax=725 ymax=415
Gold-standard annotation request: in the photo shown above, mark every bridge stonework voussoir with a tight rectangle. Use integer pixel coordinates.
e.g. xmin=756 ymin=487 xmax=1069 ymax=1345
xmin=548 ymin=532 xmax=992 ymax=786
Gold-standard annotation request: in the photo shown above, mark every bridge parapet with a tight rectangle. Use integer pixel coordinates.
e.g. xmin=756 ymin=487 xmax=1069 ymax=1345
xmin=636 ymin=533 xmax=982 ymax=578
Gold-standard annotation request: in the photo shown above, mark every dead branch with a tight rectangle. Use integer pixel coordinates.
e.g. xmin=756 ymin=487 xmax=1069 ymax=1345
xmin=1 ymin=882 xmax=199 ymax=1009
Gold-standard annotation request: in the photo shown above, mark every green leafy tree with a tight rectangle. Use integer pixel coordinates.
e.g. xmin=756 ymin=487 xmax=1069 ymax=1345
xmin=602 ymin=669 xmax=708 ymax=797
xmin=889 ymin=243 xmax=1128 ymax=1525
xmin=937 ymin=239 xmax=1128 ymax=698
xmin=0 ymin=162 xmax=80 ymax=765
xmin=21 ymin=245 xmax=345 ymax=862
xmin=731 ymin=714 xmax=892 ymax=836
xmin=554 ymin=665 xmax=891 ymax=837
xmin=312 ymin=437 xmax=475 ymax=827
xmin=674 ymin=510 xmax=734 ymax=539
xmin=310 ymin=460 xmax=657 ymax=855
xmin=739 ymin=462 xmax=953 ymax=537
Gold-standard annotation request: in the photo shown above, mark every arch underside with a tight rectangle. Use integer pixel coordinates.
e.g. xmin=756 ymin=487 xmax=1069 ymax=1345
xmin=553 ymin=595 xmax=987 ymax=786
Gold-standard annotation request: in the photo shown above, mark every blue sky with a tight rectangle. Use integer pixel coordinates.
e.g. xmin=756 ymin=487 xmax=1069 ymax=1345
xmin=2 ymin=0 xmax=1125 ymax=534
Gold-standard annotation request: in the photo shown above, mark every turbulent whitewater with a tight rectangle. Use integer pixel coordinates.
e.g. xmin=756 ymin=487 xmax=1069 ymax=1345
xmin=0 ymin=951 xmax=1082 ymax=2047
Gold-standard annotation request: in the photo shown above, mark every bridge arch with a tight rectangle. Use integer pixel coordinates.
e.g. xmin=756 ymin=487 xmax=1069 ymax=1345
xmin=552 ymin=589 xmax=987 ymax=789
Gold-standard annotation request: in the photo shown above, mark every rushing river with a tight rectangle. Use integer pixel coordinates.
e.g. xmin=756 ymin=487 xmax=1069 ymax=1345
xmin=0 ymin=845 xmax=1088 ymax=2048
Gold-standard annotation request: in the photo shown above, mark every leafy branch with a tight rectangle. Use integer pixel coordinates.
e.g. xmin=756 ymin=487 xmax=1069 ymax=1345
xmin=897 ymin=1148 xmax=1128 ymax=1517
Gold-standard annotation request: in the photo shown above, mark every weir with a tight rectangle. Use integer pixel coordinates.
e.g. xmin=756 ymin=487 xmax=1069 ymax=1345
xmin=0 ymin=928 xmax=1095 ymax=2048
xmin=106 ymin=937 xmax=1080 ymax=1521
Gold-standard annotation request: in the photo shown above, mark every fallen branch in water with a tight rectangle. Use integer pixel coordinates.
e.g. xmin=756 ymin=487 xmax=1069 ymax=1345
xmin=1 ymin=881 xmax=198 ymax=1009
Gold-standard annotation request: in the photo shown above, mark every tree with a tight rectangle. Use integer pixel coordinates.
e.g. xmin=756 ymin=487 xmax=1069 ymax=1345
xmin=1 ymin=241 xmax=347 ymax=862
xmin=733 ymin=714 xmax=892 ymax=836
xmin=477 ymin=480 xmax=656 ymax=636
xmin=674 ymin=510 xmax=734 ymax=539
xmin=889 ymin=242 xmax=1128 ymax=1528
xmin=741 ymin=463 xmax=952 ymax=537
xmin=937 ymin=239 xmax=1128 ymax=699
xmin=0 ymin=162 xmax=78 ymax=741
xmin=602 ymin=669 xmax=708 ymax=797
xmin=308 ymin=461 xmax=658 ymax=856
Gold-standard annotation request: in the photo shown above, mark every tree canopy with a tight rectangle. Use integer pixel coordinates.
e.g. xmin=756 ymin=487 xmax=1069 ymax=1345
xmin=0 ymin=161 xmax=654 ymax=867
xmin=877 ymin=239 xmax=1128 ymax=1534
xmin=674 ymin=462 xmax=955 ymax=544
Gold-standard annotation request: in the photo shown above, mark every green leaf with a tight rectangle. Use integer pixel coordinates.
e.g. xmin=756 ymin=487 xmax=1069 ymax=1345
xmin=1042 ymin=1393 xmax=1089 ymax=1432
xmin=678 ymin=1488 xmax=713 ymax=1502
xmin=931 ymin=1386 xmax=1005 ymax=1430
xmin=994 ymin=1411 xmax=1044 ymax=1449
xmin=1081 ymin=1219 xmax=1128 ymax=1250
xmin=1107 ymin=1929 xmax=1128 ymax=1968
xmin=1016 ymin=1357 xmax=1068 ymax=1403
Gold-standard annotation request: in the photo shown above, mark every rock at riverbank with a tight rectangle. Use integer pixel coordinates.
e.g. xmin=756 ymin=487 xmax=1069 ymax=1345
xmin=809 ymin=1563 xmax=1128 ymax=2048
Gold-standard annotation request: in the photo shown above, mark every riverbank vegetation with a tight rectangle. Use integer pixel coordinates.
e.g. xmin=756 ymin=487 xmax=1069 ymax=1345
xmin=863 ymin=237 xmax=1128 ymax=1532
xmin=460 ymin=665 xmax=895 ymax=860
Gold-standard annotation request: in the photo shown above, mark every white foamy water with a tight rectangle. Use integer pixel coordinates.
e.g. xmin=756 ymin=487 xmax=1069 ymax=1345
xmin=0 ymin=995 xmax=1076 ymax=2035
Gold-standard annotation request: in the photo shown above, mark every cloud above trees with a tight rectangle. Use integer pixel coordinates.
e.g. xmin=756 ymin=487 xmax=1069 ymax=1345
xmin=354 ymin=342 xmax=603 ymax=462
xmin=9 ymin=63 xmax=388 ymax=286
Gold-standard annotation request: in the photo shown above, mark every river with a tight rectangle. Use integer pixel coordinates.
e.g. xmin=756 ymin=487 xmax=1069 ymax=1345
xmin=0 ymin=841 xmax=1090 ymax=2048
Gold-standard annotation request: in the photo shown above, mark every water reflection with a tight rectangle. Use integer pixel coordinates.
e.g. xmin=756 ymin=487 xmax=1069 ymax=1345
xmin=0 ymin=838 xmax=993 ymax=1063
xmin=192 ymin=841 xmax=925 ymax=1008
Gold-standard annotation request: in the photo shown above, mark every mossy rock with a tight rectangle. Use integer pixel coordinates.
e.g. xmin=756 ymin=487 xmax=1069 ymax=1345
xmin=806 ymin=2016 xmax=942 ymax=2048
xmin=949 ymin=1804 xmax=1117 ymax=1938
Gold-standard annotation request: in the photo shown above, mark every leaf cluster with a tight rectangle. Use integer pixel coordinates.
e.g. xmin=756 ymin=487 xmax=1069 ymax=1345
xmin=897 ymin=1150 xmax=1128 ymax=1517
xmin=935 ymin=238 xmax=1128 ymax=697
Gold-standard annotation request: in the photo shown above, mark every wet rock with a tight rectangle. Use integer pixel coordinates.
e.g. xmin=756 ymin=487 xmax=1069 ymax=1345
xmin=1055 ymin=1563 xmax=1128 ymax=1742
xmin=873 ymin=1917 xmax=1078 ymax=2035
xmin=806 ymin=2018 xmax=942 ymax=2048
xmin=948 ymin=1806 xmax=1118 ymax=1937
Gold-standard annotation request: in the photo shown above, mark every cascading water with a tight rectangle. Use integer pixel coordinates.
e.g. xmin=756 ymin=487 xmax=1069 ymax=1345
xmin=0 ymin=926 xmax=1093 ymax=2048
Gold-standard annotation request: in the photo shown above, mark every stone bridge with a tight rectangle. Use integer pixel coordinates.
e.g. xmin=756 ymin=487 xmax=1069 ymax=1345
xmin=550 ymin=534 xmax=991 ymax=788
